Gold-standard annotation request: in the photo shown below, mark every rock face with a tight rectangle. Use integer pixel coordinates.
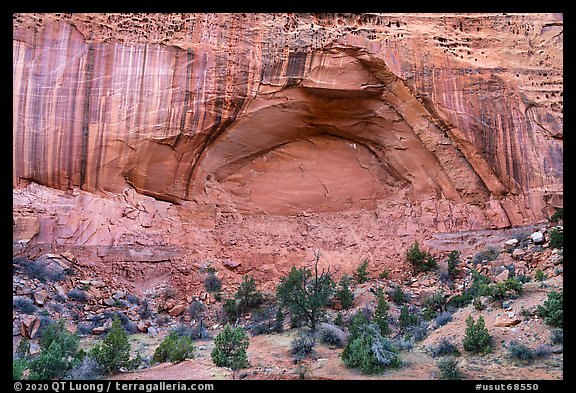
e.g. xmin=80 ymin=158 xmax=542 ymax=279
xmin=12 ymin=13 xmax=563 ymax=288
xmin=13 ymin=13 xmax=562 ymax=222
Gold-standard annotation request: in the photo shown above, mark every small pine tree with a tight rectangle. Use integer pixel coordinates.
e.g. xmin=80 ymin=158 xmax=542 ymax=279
xmin=353 ymin=259 xmax=370 ymax=284
xmin=273 ymin=307 xmax=284 ymax=332
xmin=91 ymin=314 xmax=131 ymax=374
xmin=374 ymin=289 xmax=390 ymax=336
xmin=398 ymin=305 xmax=419 ymax=329
xmin=391 ymin=285 xmax=406 ymax=305
xmin=211 ymin=324 xmax=249 ymax=370
xmin=447 ymin=250 xmax=461 ymax=279
xmin=462 ymin=315 xmax=493 ymax=355
xmin=336 ymin=275 xmax=354 ymax=309
xmin=548 ymin=229 xmax=563 ymax=249
xmin=406 ymin=241 xmax=437 ymax=272
xmin=235 ymin=274 xmax=264 ymax=315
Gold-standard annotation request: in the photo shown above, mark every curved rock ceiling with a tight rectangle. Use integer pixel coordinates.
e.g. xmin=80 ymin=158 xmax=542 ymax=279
xmin=13 ymin=13 xmax=563 ymax=229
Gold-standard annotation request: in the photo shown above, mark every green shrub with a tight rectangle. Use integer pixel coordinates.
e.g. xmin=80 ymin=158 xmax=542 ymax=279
xmin=211 ymin=324 xmax=249 ymax=370
xmin=235 ymin=274 xmax=264 ymax=314
xmin=430 ymin=337 xmax=460 ymax=357
xmin=319 ymin=324 xmax=346 ymax=348
xmin=391 ymin=285 xmax=407 ymax=305
xmin=406 ymin=241 xmax=437 ymax=272
xmin=473 ymin=297 xmax=486 ymax=311
xmin=204 ymin=272 xmax=222 ymax=293
xmin=335 ymin=275 xmax=354 ymax=309
xmin=13 ymin=358 xmax=28 ymax=380
xmin=91 ymin=315 xmax=131 ymax=374
xmin=548 ymin=229 xmax=563 ymax=249
xmin=448 ymin=269 xmax=492 ymax=309
xmin=153 ymin=332 xmax=195 ymax=364
xmin=273 ymin=307 xmax=284 ymax=333
xmin=379 ymin=269 xmax=390 ymax=279
xmin=65 ymin=356 xmax=103 ymax=380
xmin=374 ymin=289 xmax=390 ymax=336
xmin=222 ymin=298 xmax=239 ymax=322
xmin=437 ymin=358 xmax=464 ymax=380
xmin=39 ymin=320 xmax=78 ymax=358
xmin=447 ymin=250 xmax=461 ymax=279
xmin=537 ymin=291 xmax=563 ymax=327
xmin=434 ymin=312 xmax=453 ymax=328
xmin=535 ymin=269 xmax=547 ymax=282
xmin=473 ymin=247 xmax=500 ymax=264
xmin=276 ymin=252 xmax=335 ymax=332
xmin=550 ymin=329 xmax=563 ymax=345
xmin=67 ymin=289 xmax=88 ymax=303
xmin=29 ymin=342 xmax=71 ymax=380
xmin=13 ymin=297 xmax=38 ymax=314
xmin=487 ymin=278 xmax=524 ymax=303
xmin=334 ymin=313 xmax=344 ymax=327
xmin=290 ymin=334 xmax=316 ymax=362
xmin=423 ymin=292 xmax=447 ymax=320
xmin=462 ymin=315 xmax=493 ymax=355
xmin=353 ymin=259 xmax=370 ymax=284
xmin=550 ymin=208 xmax=563 ymax=223
xmin=342 ymin=320 xmax=401 ymax=374
xmin=137 ymin=299 xmax=154 ymax=320
xmin=16 ymin=338 xmax=31 ymax=359
xmin=398 ymin=305 xmax=419 ymax=329
xmin=508 ymin=341 xmax=535 ymax=365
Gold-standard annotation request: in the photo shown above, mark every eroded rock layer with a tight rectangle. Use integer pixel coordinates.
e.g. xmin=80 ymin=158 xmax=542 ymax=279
xmin=13 ymin=13 xmax=563 ymax=233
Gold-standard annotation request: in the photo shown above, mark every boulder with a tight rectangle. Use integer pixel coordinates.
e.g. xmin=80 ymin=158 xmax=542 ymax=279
xmin=504 ymin=238 xmax=519 ymax=247
xmin=512 ymin=248 xmax=526 ymax=259
xmin=169 ymin=304 xmax=186 ymax=317
xmin=92 ymin=326 xmax=106 ymax=335
xmin=113 ymin=289 xmax=126 ymax=300
xmin=223 ymin=260 xmax=241 ymax=269
xmin=530 ymin=232 xmax=545 ymax=244
xmin=103 ymin=297 xmax=116 ymax=306
xmin=147 ymin=327 xmax=158 ymax=336
xmin=137 ymin=322 xmax=148 ymax=333
xmin=33 ymin=290 xmax=48 ymax=306
xmin=493 ymin=313 xmax=522 ymax=328
xmin=91 ymin=280 xmax=106 ymax=288
xmin=494 ymin=269 xmax=509 ymax=283
xmin=20 ymin=315 xmax=40 ymax=339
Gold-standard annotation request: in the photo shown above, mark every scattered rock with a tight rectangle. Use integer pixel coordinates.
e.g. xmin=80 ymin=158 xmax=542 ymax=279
xmin=53 ymin=284 xmax=67 ymax=299
xmin=91 ymin=280 xmax=106 ymax=288
xmin=92 ymin=326 xmax=107 ymax=335
xmin=33 ymin=290 xmax=48 ymax=306
xmin=512 ymin=248 xmax=526 ymax=259
xmin=21 ymin=315 xmax=40 ymax=339
xmin=168 ymin=304 xmax=185 ymax=317
xmin=29 ymin=341 xmax=40 ymax=356
xmin=505 ymin=238 xmax=519 ymax=247
xmin=147 ymin=327 xmax=158 ymax=336
xmin=223 ymin=260 xmax=241 ymax=269
xmin=494 ymin=269 xmax=509 ymax=283
xmin=137 ymin=322 xmax=148 ymax=333
xmin=113 ymin=289 xmax=126 ymax=300
xmin=103 ymin=297 xmax=116 ymax=306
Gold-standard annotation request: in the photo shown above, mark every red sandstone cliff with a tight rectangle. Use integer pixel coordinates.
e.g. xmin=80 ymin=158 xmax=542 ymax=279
xmin=13 ymin=13 xmax=562 ymax=253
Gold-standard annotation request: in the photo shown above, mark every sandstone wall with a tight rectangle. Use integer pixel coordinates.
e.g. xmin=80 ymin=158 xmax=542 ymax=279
xmin=13 ymin=13 xmax=563 ymax=230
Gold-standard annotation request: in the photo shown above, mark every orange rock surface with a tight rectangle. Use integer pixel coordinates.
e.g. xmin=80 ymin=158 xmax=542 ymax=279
xmin=12 ymin=13 xmax=563 ymax=289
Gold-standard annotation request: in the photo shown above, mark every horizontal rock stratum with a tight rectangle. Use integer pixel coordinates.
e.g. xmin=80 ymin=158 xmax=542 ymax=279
xmin=13 ymin=13 xmax=562 ymax=230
